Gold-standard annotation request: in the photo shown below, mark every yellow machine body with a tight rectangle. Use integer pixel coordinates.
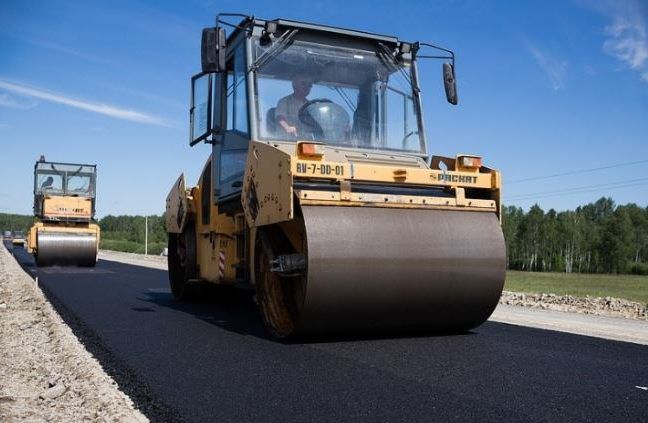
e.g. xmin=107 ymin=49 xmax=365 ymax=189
xmin=40 ymin=195 xmax=93 ymax=220
xmin=167 ymin=143 xmax=501 ymax=277
xmin=167 ymin=140 xmax=503 ymax=337
xmin=11 ymin=231 xmax=25 ymax=246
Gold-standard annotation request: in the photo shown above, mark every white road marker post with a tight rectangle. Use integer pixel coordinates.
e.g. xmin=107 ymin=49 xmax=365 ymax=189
xmin=144 ymin=215 xmax=148 ymax=256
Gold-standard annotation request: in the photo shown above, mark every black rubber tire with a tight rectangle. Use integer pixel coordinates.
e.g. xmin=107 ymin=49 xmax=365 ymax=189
xmin=168 ymin=224 xmax=197 ymax=300
xmin=253 ymin=226 xmax=306 ymax=339
xmin=254 ymin=233 xmax=287 ymax=338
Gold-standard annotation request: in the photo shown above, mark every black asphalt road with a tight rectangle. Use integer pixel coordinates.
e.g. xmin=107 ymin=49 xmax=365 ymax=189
xmin=5 ymin=242 xmax=648 ymax=422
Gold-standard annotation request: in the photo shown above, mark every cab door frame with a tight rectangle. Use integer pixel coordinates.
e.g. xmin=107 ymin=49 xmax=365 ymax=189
xmin=214 ymin=34 xmax=258 ymax=204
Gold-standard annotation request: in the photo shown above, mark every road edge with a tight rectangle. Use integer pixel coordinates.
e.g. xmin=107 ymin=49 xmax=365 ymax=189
xmin=0 ymin=243 xmax=149 ymax=422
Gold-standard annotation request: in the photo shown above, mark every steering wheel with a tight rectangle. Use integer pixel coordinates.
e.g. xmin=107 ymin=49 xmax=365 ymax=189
xmin=297 ymin=99 xmax=335 ymax=139
xmin=297 ymin=99 xmax=333 ymax=128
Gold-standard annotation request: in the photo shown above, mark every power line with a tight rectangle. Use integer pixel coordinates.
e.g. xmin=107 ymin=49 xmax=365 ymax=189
xmin=508 ymin=159 xmax=648 ymax=184
xmin=505 ymin=179 xmax=648 ymax=202
xmin=507 ymin=176 xmax=648 ymax=199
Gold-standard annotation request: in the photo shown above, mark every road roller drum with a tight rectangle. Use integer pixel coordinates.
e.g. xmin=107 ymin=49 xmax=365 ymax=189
xmin=36 ymin=231 xmax=98 ymax=267
xmin=255 ymin=207 xmax=506 ymax=337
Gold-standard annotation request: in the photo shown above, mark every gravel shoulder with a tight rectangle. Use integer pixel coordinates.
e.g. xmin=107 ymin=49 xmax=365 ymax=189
xmin=490 ymin=304 xmax=648 ymax=345
xmin=0 ymin=244 xmax=148 ymax=422
xmin=99 ymin=250 xmax=167 ymax=270
xmin=99 ymin=248 xmax=648 ymax=345
xmin=492 ymin=291 xmax=648 ymax=345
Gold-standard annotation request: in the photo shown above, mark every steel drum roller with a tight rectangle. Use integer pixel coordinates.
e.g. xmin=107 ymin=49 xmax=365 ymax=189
xmin=36 ymin=232 xmax=97 ymax=267
xmin=259 ymin=206 xmax=506 ymax=337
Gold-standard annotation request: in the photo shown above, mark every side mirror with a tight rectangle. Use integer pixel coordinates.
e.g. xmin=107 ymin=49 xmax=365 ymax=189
xmin=201 ymin=27 xmax=226 ymax=73
xmin=443 ymin=63 xmax=458 ymax=105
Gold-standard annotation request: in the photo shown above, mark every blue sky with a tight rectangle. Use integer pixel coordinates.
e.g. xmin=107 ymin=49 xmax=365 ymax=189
xmin=1 ymin=0 xmax=647 ymax=217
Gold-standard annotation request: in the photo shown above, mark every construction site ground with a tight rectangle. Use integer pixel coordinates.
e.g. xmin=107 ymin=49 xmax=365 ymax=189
xmin=99 ymin=249 xmax=648 ymax=345
xmin=0 ymin=243 xmax=148 ymax=422
xmin=0 ymin=243 xmax=648 ymax=422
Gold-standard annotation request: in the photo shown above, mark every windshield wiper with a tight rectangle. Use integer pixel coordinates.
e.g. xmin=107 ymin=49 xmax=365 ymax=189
xmin=377 ymin=42 xmax=417 ymax=92
xmin=250 ymin=29 xmax=299 ymax=71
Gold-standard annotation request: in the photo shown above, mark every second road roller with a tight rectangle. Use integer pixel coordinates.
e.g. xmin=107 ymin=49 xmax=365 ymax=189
xmin=166 ymin=14 xmax=506 ymax=338
xmin=27 ymin=156 xmax=100 ymax=267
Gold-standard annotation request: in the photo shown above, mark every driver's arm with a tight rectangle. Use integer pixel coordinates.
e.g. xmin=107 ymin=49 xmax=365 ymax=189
xmin=277 ymin=117 xmax=297 ymax=135
xmin=275 ymin=98 xmax=297 ymax=136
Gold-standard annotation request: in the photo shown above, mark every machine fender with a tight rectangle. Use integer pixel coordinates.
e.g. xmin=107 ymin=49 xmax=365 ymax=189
xmin=242 ymin=142 xmax=294 ymax=228
xmin=166 ymin=173 xmax=190 ymax=234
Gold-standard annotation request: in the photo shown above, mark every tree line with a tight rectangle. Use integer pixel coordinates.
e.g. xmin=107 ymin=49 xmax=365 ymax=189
xmin=3 ymin=197 xmax=648 ymax=274
xmin=0 ymin=213 xmax=33 ymax=234
xmin=503 ymin=197 xmax=648 ymax=275
xmin=99 ymin=214 xmax=167 ymax=255
xmin=0 ymin=212 xmax=168 ymax=255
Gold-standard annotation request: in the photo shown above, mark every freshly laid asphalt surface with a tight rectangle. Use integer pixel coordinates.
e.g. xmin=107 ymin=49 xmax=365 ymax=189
xmin=5 ymin=242 xmax=648 ymax=422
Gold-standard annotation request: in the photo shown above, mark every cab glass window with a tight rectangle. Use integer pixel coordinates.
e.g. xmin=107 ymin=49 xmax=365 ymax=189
xmin=226 ymin=43 xmax=249 ymax=135
xmin=37 ymin=174 xmax=63 ymax=193
xmin=253 ymin=38 xmax=423 ymax=154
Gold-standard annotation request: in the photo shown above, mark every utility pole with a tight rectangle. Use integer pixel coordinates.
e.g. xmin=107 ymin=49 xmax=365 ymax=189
xmin=144 ymin=215 xmax=148 ymax=256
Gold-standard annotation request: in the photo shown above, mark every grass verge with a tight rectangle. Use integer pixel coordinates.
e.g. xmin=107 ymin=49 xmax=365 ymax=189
xmin=505 ymin=270 xmax=648 ymax=304
xmin=100 ymin=239 xmax=166 ymax=255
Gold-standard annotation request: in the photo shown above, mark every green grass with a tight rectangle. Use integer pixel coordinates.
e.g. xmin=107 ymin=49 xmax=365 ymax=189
xmin=100 ymin=239 xmax=166 ymax=255
xmin=505 ymin=270 xmax=648 ymax=304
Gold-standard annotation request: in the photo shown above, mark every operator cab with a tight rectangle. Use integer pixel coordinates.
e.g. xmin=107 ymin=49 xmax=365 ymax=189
xmin=33 ymin=160 xmax=97 ymax=217
xmin=190 ymin=15 xmax=457 ymax=203
xmin=256 ymin=37 xmax=423 ymax=152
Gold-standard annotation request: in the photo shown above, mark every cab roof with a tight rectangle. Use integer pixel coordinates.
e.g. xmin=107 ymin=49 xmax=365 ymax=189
xmin=222 ymin=14 xmax=405 ymax=46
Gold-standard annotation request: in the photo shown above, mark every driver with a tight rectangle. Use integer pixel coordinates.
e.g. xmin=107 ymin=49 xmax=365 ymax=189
xmin=275 ymin=75 xmax=313 ymax=136
xmin=41 ymin=176 xmax=54 ymax=189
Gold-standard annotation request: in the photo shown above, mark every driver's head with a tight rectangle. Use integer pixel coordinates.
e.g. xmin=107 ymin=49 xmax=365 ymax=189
xmin=292 ymin=75 xmax=313 ymax=98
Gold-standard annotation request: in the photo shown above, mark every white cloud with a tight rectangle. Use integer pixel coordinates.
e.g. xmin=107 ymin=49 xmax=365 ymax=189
xmin=0 ymin=93 xmax=38 ymax=110
xmin=529 ymin=47 xmax=568 ymax=90
xmin=0 ymin=79 xmax=172 ymax=127
xmin=599 ymin=0 xmax=648 ymax=82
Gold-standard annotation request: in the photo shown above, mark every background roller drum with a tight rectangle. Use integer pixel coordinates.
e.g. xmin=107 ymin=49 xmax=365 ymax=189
xmin=255 ymin=207 xmax=506 ymax=338
xmin=36 ymin=232 xmax=98 ymax=267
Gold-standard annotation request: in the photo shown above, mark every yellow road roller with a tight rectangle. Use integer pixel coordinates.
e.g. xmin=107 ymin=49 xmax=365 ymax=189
xmin=166 ymin=15 xmax=505 ymax=338
xmin=28 ymin=157 xmax=100 ymax=266
xmin=11 ymin=231 xmax=26 ymax=247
